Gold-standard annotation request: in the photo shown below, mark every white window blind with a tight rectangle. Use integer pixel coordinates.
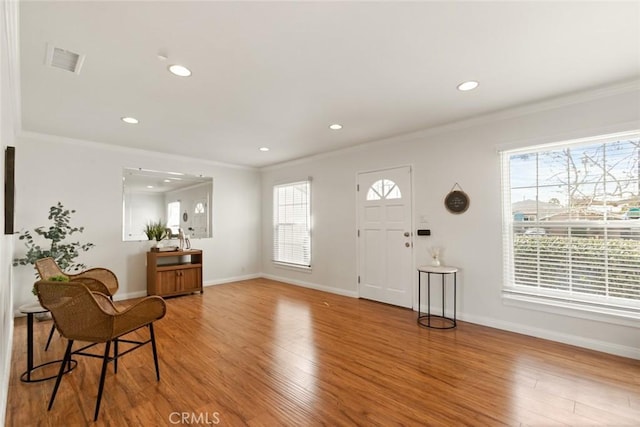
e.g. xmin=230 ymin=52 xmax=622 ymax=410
xmin=501 ymin=132 xmax=640 ymax=312
xmin=273 ymin=180 xmax=311 ymax=267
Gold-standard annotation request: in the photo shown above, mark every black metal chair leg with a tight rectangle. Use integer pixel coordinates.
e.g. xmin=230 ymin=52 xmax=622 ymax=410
xmin=45 ymin=324 xmax=56 ymax=351
xmin=149 ymin=324 xmax=160 ymax=381
xmin=94 ymin=341 xmax=112 ymax=421
xmin=48 ymin=340 xmax=73 ymax=411
xmin=111 ymin=297 xmax=117 ymax=374
xmin=113 ymin=338 xmax=118 ymax=374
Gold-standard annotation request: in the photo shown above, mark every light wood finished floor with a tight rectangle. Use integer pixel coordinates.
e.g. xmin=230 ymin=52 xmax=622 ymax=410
xmin=6 ymin=278 xmax=640 ymax=426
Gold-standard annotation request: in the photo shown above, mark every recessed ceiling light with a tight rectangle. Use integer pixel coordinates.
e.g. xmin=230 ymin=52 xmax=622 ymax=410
xmin=146 ymin=185 xmax=154 ymax=189
xmin=168 ymin=64 xmax=192 ymax=77
xmin=457 ymin=81 xmax=479 ymax=91
xmin=121 ymin=117 xmax=139 ymax=124
xmin=329 ymin=124 xmax=343 ymax=130
xmin=259 ymin=147 xmax=270 ymax=152
xmin=163 ymin=179 xmax=171 ymax=183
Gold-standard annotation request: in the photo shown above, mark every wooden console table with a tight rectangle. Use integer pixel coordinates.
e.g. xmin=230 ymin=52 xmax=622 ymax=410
xmin=147 ymin=249 xmax=203 ymax=297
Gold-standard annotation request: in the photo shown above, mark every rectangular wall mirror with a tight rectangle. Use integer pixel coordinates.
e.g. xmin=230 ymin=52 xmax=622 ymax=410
xmin=122 ymin=168 xmax=213 ymax=241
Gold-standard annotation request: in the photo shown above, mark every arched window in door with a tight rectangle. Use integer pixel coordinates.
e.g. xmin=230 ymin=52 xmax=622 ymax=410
xmin=366 ymin=179 xmax=402 ymax=201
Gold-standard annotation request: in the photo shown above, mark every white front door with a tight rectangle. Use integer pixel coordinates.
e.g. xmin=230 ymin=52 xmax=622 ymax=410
xmin=190 ymin=198 xmax=208 ymax=239
xmin=357 ymin=166 xmax=412 ymax=308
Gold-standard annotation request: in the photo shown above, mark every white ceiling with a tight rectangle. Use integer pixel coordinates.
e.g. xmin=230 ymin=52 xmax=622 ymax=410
xmin=19 ymin=1 xmax=640 ymax=168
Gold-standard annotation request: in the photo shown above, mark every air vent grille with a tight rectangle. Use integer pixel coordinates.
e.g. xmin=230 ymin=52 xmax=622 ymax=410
xmin=45 ymin=44 xmax=84 ymax=74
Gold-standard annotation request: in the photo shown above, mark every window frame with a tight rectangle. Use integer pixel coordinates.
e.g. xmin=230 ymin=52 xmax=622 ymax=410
xmin=500 ymin=131 xmax=640 ymax=324
xmin=272 ymin=179 xmax=312 ymax=269
xmin=166 ymin=200 xmax=181 ymax=236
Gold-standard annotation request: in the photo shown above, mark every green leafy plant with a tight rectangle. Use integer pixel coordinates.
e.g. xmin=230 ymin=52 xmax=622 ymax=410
xmin=143 ymin=222 xmax=155 ymax=240
xmin=144 ymin=220 xmax=167 ymax=242
xmin=13 ymin=202 xmax=95 ymax=274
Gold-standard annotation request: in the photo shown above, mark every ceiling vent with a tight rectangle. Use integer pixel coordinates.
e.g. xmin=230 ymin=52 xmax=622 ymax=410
xmin=45 ymin=44 xmax=85 ymax=74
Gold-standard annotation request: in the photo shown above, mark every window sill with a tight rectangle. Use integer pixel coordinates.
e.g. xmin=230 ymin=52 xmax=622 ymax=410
xmin=272 ymin=262 xmax=312 ymax=273
xmin=502 ymin=289 xmax=640 ymax=328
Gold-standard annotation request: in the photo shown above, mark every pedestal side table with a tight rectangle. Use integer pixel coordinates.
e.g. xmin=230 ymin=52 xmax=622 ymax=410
xmin=417 ymin=265 xmax=458 ymax=329
xmin=19 ymin=302 xmax=76 ymax=382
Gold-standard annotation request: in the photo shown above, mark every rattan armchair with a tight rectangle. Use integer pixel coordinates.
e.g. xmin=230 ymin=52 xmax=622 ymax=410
xmin=35 ymin=280 xmax=166 ymax=421
xmin=35 ymin=257 xmax=119 ymax=296
xmin=35 ymin=257 xmax=120 ymax=351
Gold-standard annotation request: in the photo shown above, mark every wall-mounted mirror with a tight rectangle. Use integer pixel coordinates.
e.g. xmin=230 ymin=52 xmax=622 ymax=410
xmin=122 ymin=168 xmax=213 ymax=241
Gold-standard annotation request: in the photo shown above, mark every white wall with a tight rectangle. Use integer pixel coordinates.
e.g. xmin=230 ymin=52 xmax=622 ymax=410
xmin=12 ymin=132 xmax=262 ymax=309
xmin=0 ymin=1 xmax=18 ymax=424
xmin=261 ymin=83 xmax=640 ymax=358
xmin=123 ymin=191 xmax=165 ymax=240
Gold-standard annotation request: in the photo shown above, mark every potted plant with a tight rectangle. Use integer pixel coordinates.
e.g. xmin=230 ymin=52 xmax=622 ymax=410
xmin=13 ymin=202 xmax=95 ymax=294
xmin=144 ymin=220 xmax=167 ymax=246
xmin=143 ymin=222 xmax=156 ymax=241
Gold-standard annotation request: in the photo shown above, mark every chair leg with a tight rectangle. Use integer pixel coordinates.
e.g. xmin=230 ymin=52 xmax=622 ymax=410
xmin=113 ymin=338 xmax=118 ymax=374
xmin=149 ymin=323 xmax=160 ymax=381
xmin=48 ymin=339 xmax=73 ymax=411
xmin=94 ymin=341 xmax=112 ymax=421
xmin=45 ymin=324 xmax=56 ymax=351
xmin=111 ymin=296 xmax=118 ymax=374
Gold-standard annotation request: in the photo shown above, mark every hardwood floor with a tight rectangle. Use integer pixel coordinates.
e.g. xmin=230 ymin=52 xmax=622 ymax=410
xmin=6 ymin=278 xmax=640 ymax=426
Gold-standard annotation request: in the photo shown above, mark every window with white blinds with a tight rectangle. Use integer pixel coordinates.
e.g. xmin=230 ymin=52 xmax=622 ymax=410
xmin=273 ymin=180 xmax=311 ymax=267
xmin=501 ymin=132 xmax=640 ymax=313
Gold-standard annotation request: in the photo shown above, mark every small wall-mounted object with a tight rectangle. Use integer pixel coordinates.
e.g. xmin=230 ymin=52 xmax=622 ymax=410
xmin=445 ymin=183 xmax=470 ymax=214
xmin=417 ymin=229 xmax=431 ymax=236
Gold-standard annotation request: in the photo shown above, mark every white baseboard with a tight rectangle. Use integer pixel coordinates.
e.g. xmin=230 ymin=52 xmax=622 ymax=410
xmin=204 ymin=273 xmax=262 ymax=286
xmin=263 ymin=279 xmax=638 ymax=359
xmin=261 ymin=273 xmax=359 ymax=298
xmin=112 ymin=273 xmax=262 ymax=301
xmin=458 ymin=312 xmax=640 ymax=360
xmin=21 ymin=274 xmax=638 ymax=360
xmin=120 ymin=273 xmax=346 ymax=301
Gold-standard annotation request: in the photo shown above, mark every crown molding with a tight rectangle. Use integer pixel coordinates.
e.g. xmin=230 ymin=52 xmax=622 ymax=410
xmin=495 ymin=123 xmax=640 ymax=153
xmin=261 ymin=78 xmax=640 ymax=172
xmin=18 ymin=130 xmax=257 ymax=171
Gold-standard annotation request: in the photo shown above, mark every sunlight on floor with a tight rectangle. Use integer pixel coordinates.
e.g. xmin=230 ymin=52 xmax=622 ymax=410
xmin=272 ymin=299 xmax=318 ymax=408
xmin=511 ymin=355 xmax=640 ymax=425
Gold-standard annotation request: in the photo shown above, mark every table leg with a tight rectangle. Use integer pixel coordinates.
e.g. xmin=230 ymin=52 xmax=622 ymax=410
xmin=26 ymin=313 xmax=34 ymax=382
xmin=441 ymin=273 xmax=445 ymax=319
xmin=454 ymin=272 xmax=457 ymax=326
xmin=417 ymin=271 xmax=421 ymax=321
xmin=427 ymin=272 xmax=431 ymax=327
